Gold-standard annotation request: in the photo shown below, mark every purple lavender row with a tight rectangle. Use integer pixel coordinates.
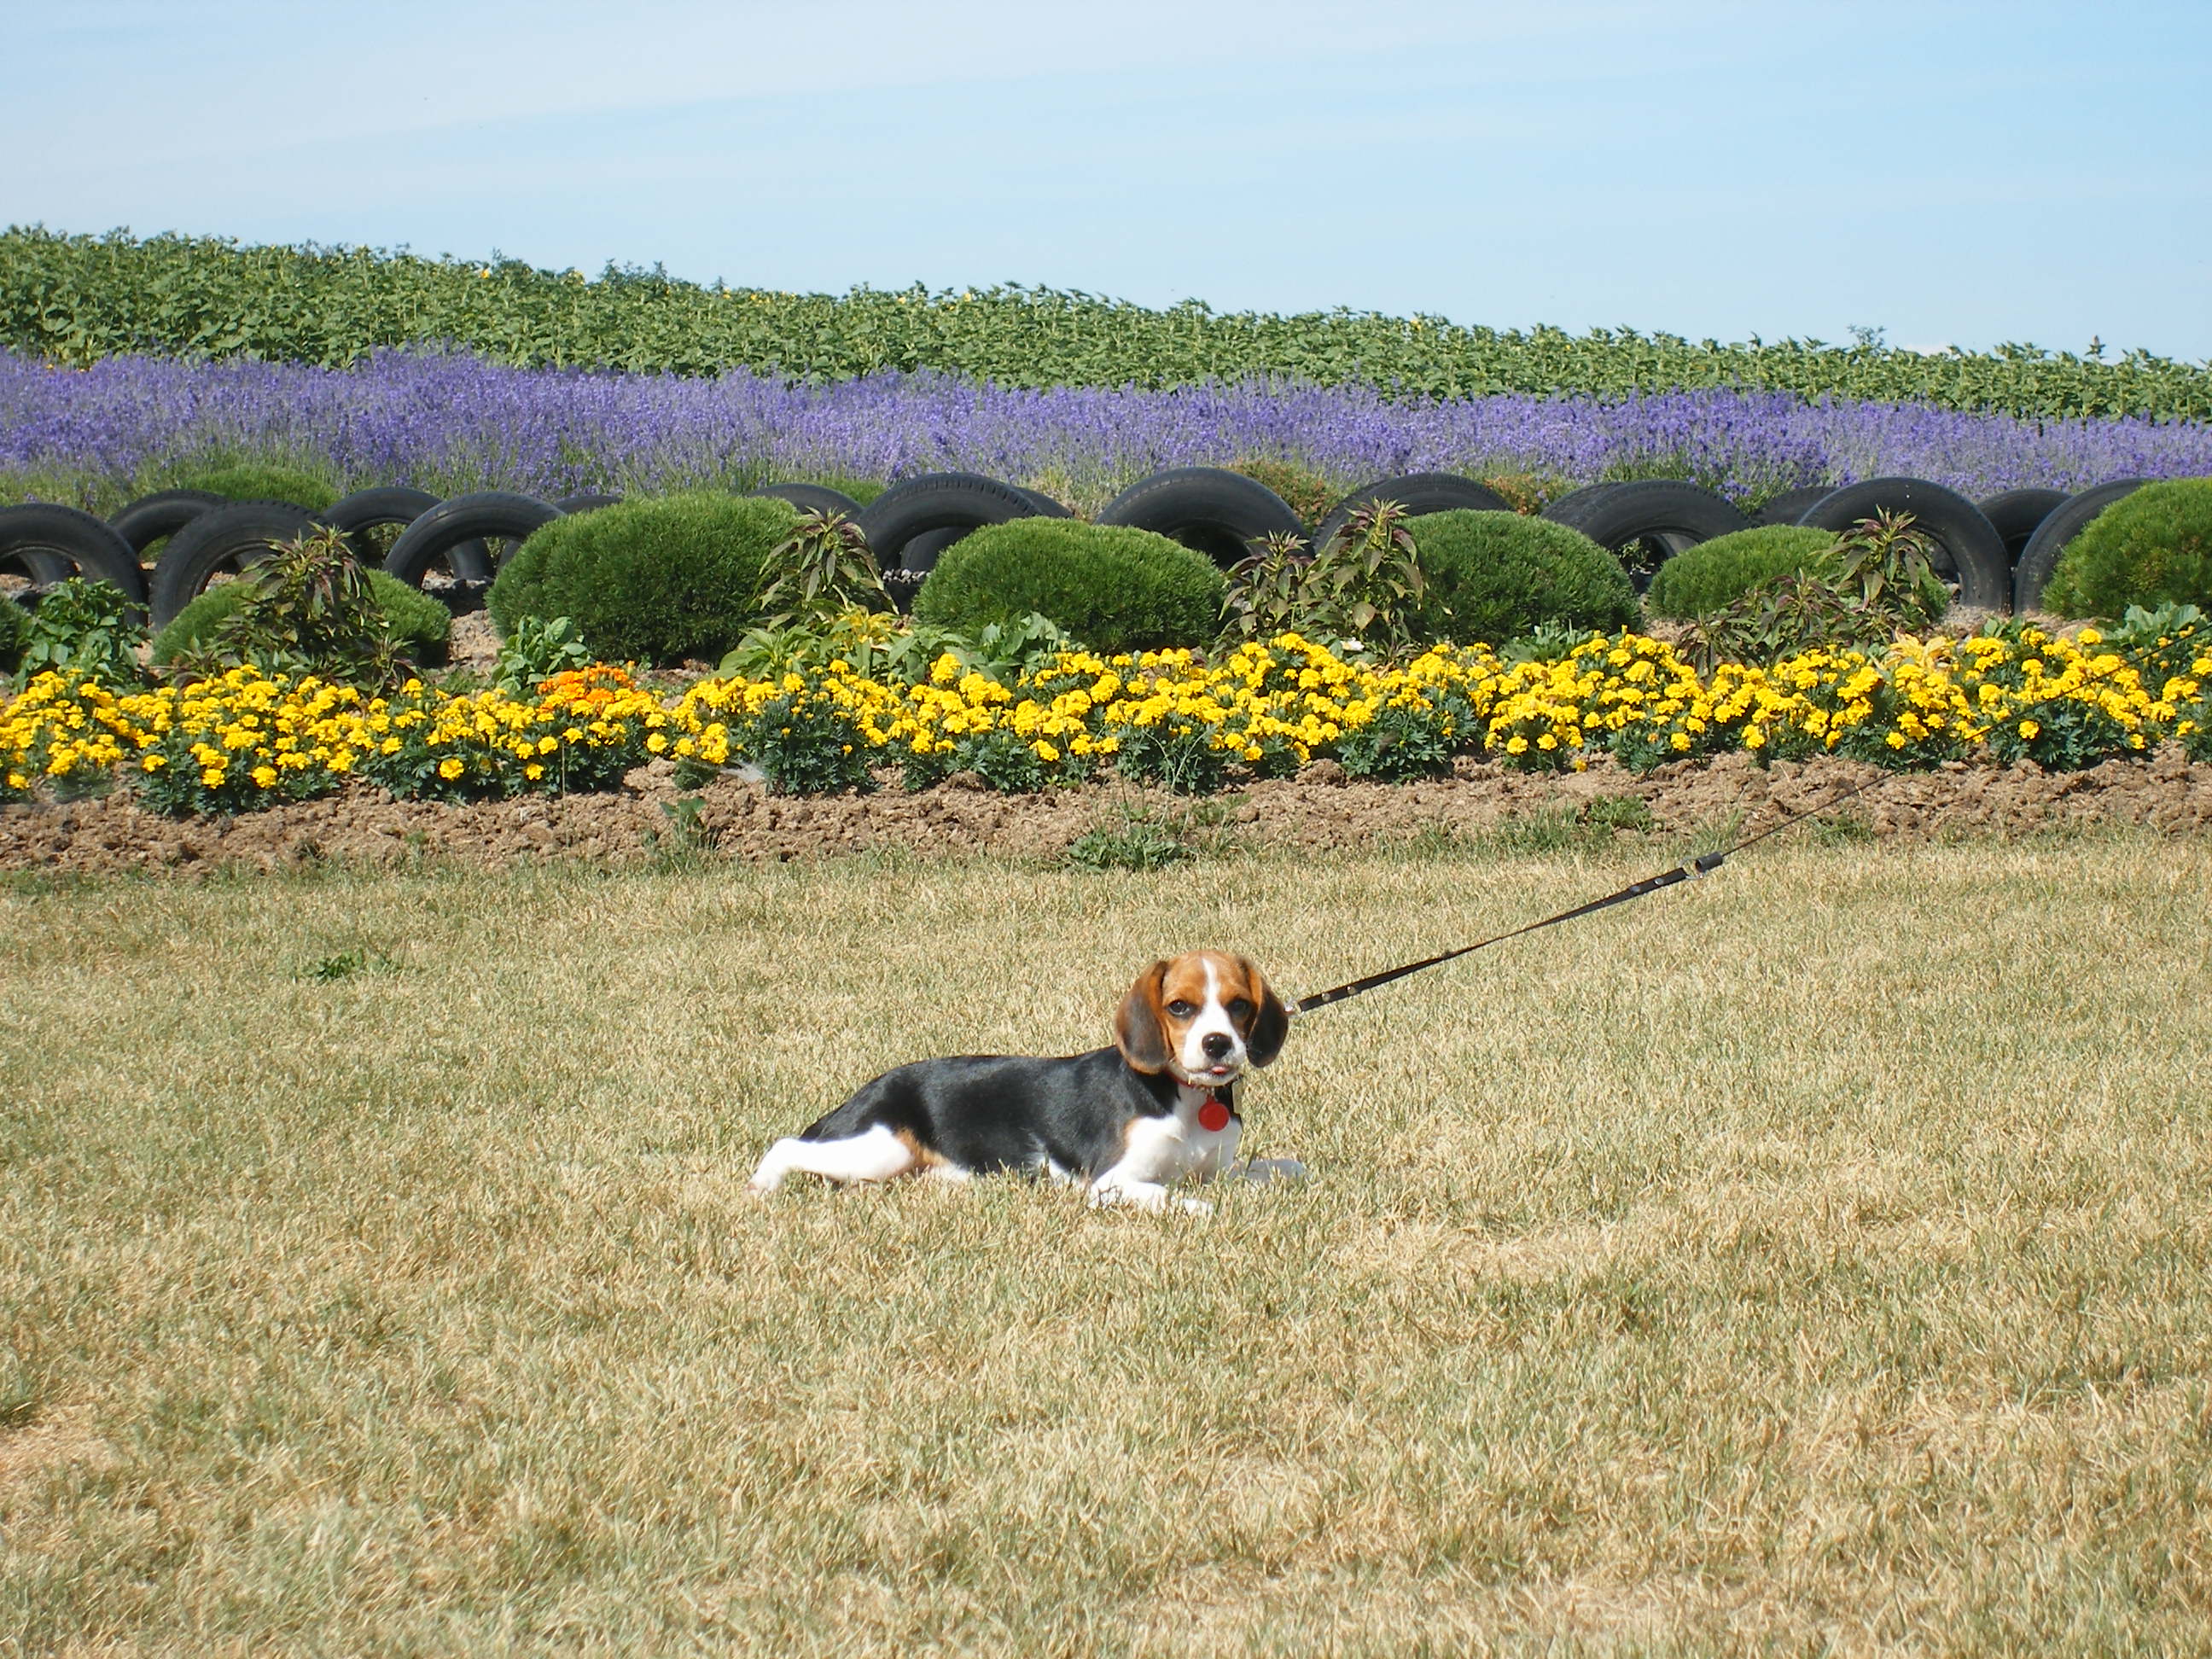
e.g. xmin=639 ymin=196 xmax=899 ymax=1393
xmin=4 ymin=348 xmax=2208 ymax=509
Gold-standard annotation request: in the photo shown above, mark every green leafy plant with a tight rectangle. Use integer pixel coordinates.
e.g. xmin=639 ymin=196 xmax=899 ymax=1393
xmin=1677 ymin=512 xmax=1944 ymax=671
xmin=1216 ymin=532 xmax=1313 ymax=646
xmin=756 ymin=509 xmax=891 ymax=628
xmin=729 ymin=688 xmax=876 ymax=796
xmin=655 ymin=795 xmax=716 ymax=857
xmin=303 ymin=946 xmax=399 ymax=981
xmin=492 ymin=614 xmax=594 ymax=694
xmin=1829 ymin=509 xmax=1947 ymax=626
xmin=914 ymin=520 xmax=1225 ymax=653
xmin=2098 ymin=600 xmax=2208 ymax=692
xmin=1335 ymin=698 xmax=1462 ymax=782
xmin=2044 ymin=479 xmax=2212 ymax=619
xmin=15 ymin=579 xmax=143 ymax=685
xmin=1065 ymin=807 xmax=1191 ymax=871
xmin=160 ymin=528 xmax=428 ymax=687
xmin=902 ymin=725 xmax=1091 ymax=794
xmin=1237 ymin=500 xmax=1427 ymax=653
xmin=1110 ymin=719 xmax=1233 ymax=795
xmin=1406 ymin=510 xmax=1640 ymax=645
xmin=0 ymin=592 xmax=30 ymax=673
xmin=1496 ymin=621 xmax=1604 ymax=665
xmin=154 ymin=567 xmax=449 ymax=678
xmin=717 ymin=610 xmax=1074 ymax=690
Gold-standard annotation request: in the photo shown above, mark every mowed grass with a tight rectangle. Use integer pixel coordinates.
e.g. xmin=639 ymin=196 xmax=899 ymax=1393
xmin=3 ymin=832 xmax=2211 ymax=1656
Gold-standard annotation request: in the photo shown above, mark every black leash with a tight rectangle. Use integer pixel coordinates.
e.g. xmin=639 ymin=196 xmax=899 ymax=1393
xmin=1287 ymin=629 xmax=2196 ymax=1016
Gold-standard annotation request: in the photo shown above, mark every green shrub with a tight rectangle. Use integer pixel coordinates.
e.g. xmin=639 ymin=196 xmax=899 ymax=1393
xmin=0 ymin=592 xmax=28 ymax=673
xmin=169 ymin=463 xmax=340 ymax=510
xmin=2045 ymin=479 xmax=2212 ymax=619
xmin=1646 ymin=525 xmax=1838 ymax=620
xmin=1405 ymin=510 xmax=1639 ymax=644
xmin=153 ymin=568 xmax=451 ymax=667
xmin=915 ymin=519 xmax=1225 ymax=653
xmin=486 ymin=492 xmax=800 ymax=665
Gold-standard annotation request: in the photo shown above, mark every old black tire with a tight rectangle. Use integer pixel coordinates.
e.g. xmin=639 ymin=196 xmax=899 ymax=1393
xmin=382 ymin=492 xmax=562 ymax=589
xmin=1095 ymin=467 xmax=1303 ymax=567
xmin=1312 ymin=473 xmax=1514 ymax=550
xmin=1797 ymin=477 xmax=2011 ymax=611
xmin=1759 ymin=485 xmax=1834 ymax=526
xmin=148 ymin=500 xmax=324 ymax=627
xmin=858 ymin=473 xmax=1045 ymax=571
xmin=748 ymin=482 xmax=864 ymax=518
xmin=1536 ymin=483 xmax=1618 ymax=524
xmin=109 ymin=489 xmax=227 ymax=559
xmin=322 ymin=486 xmax=445 ymax=569
xmin=1976 ymin=488 xmax=2069 ymax=567
xmin=0 ymin=504 xmax=150 ymax=609
xmin=1542 ymin=480 xmax=1752 ymax=548
xmin=555 ymin=492 xmax=622 ymax=515
xmin=2011 ymin=479 xmax=2151 ymax=613
xmin=1540 ymin=480 xmax=1752 ymax=593
xmin=894 ymin=492 xmax=1066 ymax=578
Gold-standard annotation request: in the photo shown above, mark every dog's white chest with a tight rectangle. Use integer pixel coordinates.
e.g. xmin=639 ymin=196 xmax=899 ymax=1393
xmin=1115 ymin=1106 xmax=1231 ymax=1185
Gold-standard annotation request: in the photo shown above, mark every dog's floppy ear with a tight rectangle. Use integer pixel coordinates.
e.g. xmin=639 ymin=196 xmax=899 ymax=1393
xmin=1115 ymin=959 xmax=1172 ymax=1074
xmin=1241 ymin=958 xmax=1290 ymax=1068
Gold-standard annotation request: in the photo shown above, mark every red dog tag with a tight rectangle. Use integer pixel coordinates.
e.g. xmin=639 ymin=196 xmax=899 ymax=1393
xmin=1197 ymin=1097 xmax=1231 ymax=1133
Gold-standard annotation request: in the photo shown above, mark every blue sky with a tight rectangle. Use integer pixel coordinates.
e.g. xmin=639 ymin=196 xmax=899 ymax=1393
xmin=11 ymin=0 xmax=2209 ymax=360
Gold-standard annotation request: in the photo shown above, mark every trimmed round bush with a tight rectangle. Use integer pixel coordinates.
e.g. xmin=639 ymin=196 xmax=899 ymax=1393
xmin=0 ymin=591 xmax=29 ymax=673
xmin=1646 ymin=525 xmax=1839 ymax=620
xmin=2044 ymin=479 xmax=2212 ymax=618
xmin=1406 ymin=510 xmax=1639 ymax=643
xmin=168 ymin=463 xmax=341 ymax=511
xmin=151 ymin=570 xmax=451 ymax=667
xmin=913 ymin=519 xmax=1225 ymax=652
xmin=486 ymin=492 xmax=800 ymax=665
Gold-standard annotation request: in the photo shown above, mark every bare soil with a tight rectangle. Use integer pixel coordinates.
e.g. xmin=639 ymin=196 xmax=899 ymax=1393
xmin=6 ymin=746 xmax=2211 ymax=876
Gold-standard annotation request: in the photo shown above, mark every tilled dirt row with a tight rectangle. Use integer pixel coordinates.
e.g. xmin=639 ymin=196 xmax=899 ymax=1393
xmin=6 ymin=746 xmax=2212 ymax=877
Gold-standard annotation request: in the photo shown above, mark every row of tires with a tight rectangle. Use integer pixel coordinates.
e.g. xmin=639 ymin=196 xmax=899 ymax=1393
xmin=0 ymin=467 xmax=2157 ymax=630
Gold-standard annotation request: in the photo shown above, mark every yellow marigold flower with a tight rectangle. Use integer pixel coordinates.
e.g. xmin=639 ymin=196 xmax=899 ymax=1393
xmin=439 ymin=757 xmax=465 ymax=780
xmin=250 ymin=765 xmax=277 ymax=789
xmin=646 ymin=732 xmax=668 ymax=754
xmin=524 ymin=762 xmax=544 ymax=781
xmin=2018 ymin=719 xmax=2040 ymax=740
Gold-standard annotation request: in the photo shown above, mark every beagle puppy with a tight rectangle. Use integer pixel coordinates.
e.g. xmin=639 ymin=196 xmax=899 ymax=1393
xmin=748 ymin=951 xmax=1299 ymax=1214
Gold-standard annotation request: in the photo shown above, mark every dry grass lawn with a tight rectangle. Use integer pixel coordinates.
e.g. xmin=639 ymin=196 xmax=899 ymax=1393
xmin=3 ymin=828 xmax=2211 ymax=1655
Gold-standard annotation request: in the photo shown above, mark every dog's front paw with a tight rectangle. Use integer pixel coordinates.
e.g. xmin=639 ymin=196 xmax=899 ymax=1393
xmin=1177 ymin=1196 xmax=1216 ymax=1217
xmin=1235 ymin=1157 xmax=1307 ymax=1184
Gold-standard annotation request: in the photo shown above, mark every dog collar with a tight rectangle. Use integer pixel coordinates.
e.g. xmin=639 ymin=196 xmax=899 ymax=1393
xmin=1197 ymin=1093 xmax=1231 ymax=1133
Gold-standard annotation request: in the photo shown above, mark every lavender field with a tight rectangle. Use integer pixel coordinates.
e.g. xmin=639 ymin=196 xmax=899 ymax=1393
xmin=4 ymin=347 xmax=2209 ymax=515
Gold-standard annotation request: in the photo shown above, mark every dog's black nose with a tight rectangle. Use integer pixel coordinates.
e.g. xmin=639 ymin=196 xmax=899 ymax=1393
xmin=1202 ymin=1032 xmax=1233 ymax=1061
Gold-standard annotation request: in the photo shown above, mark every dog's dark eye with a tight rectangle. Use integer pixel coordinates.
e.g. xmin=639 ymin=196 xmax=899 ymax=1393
xmin=1166 ymin=999 xmax=1196 ymax=1018
xmin=1228 ymin=998 xmax=1254 ymax=1020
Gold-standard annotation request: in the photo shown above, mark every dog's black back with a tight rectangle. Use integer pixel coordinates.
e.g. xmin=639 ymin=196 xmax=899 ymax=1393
xmin=800 ymin=1046 xmax=1221 ymax=1180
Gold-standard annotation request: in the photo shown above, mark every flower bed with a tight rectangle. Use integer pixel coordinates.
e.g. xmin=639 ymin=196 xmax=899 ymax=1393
xmin=5 ymin=628 xmax=2207 ymax=814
